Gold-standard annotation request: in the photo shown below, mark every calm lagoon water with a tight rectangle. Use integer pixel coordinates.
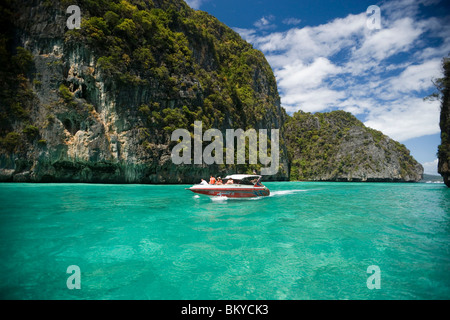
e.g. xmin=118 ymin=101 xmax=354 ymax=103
xmin=0 ymin=182 xmax=449 ymax=299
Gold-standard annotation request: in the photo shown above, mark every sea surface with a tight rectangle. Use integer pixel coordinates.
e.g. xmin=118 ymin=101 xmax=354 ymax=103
xmin=0 ymin=182 xmax=449 ymax=300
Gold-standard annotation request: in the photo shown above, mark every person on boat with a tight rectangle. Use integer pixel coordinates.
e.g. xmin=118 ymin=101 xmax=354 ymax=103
xmin=226 ymin=178 xmax=234 ymax=185
xmin=209 ymin=175 xmax=216 ymax=185
xmin=200 ymin=179 xmax=208 ymax=185
xmin=216 ymin=177 xmax=223 ymax=185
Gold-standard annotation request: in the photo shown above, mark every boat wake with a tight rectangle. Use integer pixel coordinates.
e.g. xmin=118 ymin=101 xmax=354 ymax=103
xmin=269 ymin=189 xmax=308 ymax=196
xmin=206 ymin=189 xmax=307 ymax=201
xmin=210 ymin=195 xmax=229 ymax=201
xmin=209 ymin=195 xmax=265 ymax=201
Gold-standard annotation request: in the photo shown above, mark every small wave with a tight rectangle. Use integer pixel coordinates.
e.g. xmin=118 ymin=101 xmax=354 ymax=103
xmin=193 ymin=195 xmax=200 ymax=199
xmin=247 ymin=196 xmax=264 ymax=201
xmin=210 ymin=195 xmax=265 ymax=201
xmin=270 ymin=189 xmax=308 ymax=196
xmin=210 ymin=196 xmax=228 ymax=201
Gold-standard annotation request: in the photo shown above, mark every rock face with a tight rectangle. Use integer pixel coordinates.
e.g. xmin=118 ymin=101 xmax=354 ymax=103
xmin=0 ymin=0 xmax=289 ymax=183
xmin=438 ymin=58 xmax=450 ymax=187
xmin=284 ymin=111 xmax=424 ymax=182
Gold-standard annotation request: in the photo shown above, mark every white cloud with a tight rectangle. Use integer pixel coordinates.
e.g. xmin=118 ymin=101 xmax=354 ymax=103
xmin=276 ymin=57 xmax=344 ymax=112
xmin=379 ymin=0 xmax=441 ymax=22
xmin=232 ymin=0 xmax=449 ymax=142
xmin=283 ymin=88 xmax=346 ymax=113
xmin=254 ymin=15 xmax=276 ymax=30
xmin=351 ymin=18 xmax=423 ymax=63
xmin=255 ymin=13 xmax=365 ymax=65
xmin=185 ymin=0 xmax=206 ymax=10
xmin=232 ymin=27 xmax=257 ymax=42
xmin=282 ymin=17 xmax=301 ymax=25
xmin=387 ymin=59 xmax=442 ymax=94
xmin=363 ymin=98 xmax=440 ymax=141
xmin=277 ymin=57 xmax=342 ymax=90
xmin=422 ymin=159 xmax=439 ymax=175
xmin=337 ymin=97 xmax=377 ymax=115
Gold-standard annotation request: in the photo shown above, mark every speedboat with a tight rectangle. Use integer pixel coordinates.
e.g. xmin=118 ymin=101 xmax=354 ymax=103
xmin=187 ymin=174 xmax=270 ymax=198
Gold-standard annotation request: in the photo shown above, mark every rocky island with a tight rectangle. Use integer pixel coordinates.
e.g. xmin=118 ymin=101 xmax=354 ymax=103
xmin=285 ymin=110 xmax=423 ymax=182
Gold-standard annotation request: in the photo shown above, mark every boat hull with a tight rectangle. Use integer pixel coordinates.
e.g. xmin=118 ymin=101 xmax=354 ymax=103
xmin=189 ymin=186 xmax=270 ymax=198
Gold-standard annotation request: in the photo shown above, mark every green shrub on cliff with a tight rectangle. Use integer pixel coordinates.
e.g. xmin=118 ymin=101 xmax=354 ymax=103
xmin=22 ymin=125 xmax=39 ymax=139
xmin=0 ymin=132 xmax=21 ymax=152
xmin=11 ymin=47 xmax=33 ymax=74
xmin=0 ymin=38 xmax=34 ymax=138
xmin=58 ymin=84 xmax=73 ymax=101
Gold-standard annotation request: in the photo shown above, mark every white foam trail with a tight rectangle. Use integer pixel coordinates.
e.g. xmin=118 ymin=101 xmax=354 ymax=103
xmin=210 ymin=196 xmax=228 ymax=201
xmin=212 ymin=195 xmax=266 ymax=201
xmin=193 ymin=195 xmax=200 ymax=199
xmin=247 ymin=196 xmax=264 ymax=201
xmin=270 ymin=189 xmax=308 ymax=196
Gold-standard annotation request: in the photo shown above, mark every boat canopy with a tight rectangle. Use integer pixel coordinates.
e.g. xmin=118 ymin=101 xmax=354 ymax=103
xmin=223 ymin=174 xmax=262 ymax=186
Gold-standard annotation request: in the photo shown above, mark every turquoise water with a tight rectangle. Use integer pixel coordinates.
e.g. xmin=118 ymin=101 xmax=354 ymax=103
xmin=0 ymin=182 xmax=449 ymax=300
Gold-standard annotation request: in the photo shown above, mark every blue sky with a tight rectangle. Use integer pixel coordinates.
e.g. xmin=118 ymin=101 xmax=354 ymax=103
xmin=185 ymin=0 xmax=450 ymax=175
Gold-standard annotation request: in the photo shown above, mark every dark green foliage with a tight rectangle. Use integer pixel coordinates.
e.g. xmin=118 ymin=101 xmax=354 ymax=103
xmin=0 ymin=132 xmax=21 ymax=151
xmin=59 ymin=84 xmax=73 ymax=101
xmin=0 ymin=2 xmax=36 ymax=138
xmin=0 ymin=44 xmax=34 ymax=136
xmin=22 ymin=125 xmax=39 ymax=139
xmin=11 ymin=47 xmax=33 ymax=74
xmin=9 ymin=102 xmax=29 ymax=118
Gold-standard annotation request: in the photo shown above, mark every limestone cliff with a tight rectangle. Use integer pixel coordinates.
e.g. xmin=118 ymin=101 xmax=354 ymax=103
xmin=437 ymin=58 xmax=450 ymax=187
xmin=0 ymin=0 xmax=289 ymax=183
xmin=284 ymin=111 xmax=423 ymax=182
